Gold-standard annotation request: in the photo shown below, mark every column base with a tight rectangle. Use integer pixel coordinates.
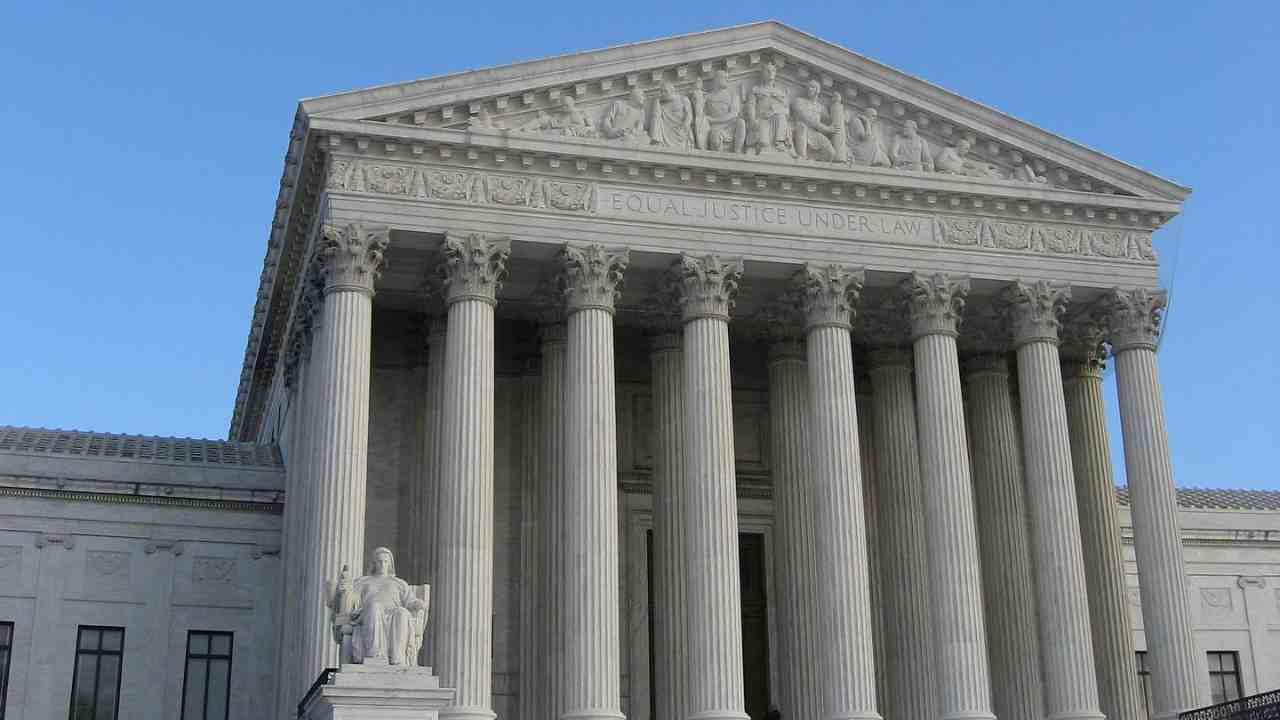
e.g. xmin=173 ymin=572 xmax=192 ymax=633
xmin=689 ymin=710 xmax=751 ymax=720
xmin=941 ymin=712 xmax=997 ymax=720
xmin=1050 ymin=712 xmax=1106 ymax=720
xmin=562 ymin=709 xmax=627 ymax=720
xmin=827 ymin=713 xmax=882 ymax=720
xmin=440 ymin=705 xmax=498 ymax=720
xmin=301 ymin=664 xmax=456 ymax=720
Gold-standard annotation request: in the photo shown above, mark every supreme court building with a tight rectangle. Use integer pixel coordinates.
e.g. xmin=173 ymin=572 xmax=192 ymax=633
xmin=4 ymin=21 xmax=1279 ymax=720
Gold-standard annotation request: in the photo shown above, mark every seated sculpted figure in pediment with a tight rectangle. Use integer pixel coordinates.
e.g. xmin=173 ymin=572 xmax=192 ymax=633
xmin=694 ymin=70 xmax=746 ymax=154
xmin=649 ymin=81 xmax=696 ymax=150
xmin=516 ymin=96 xmax=598 ymax=139
xmin=327 ymin=547 xmax=429 ymax=667
xmin=601 ymin=88 xmax=651 ymax=145
xmin=934 ymin=139 xmax=1002 ymax=179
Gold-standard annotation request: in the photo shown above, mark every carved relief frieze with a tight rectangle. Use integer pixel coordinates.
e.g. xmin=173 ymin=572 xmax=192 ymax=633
xmin=193 ymin=556 xmax=237 ymax=586
xmin=86 ymin=550 xmax=131 ymax=591
xmin=935 ymin=214 xmax=1155 ymax=263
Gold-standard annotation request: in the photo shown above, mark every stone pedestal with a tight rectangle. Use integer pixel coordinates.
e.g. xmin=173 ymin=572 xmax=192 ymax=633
xmin=302 ymin=665 xmax=455 ymax=720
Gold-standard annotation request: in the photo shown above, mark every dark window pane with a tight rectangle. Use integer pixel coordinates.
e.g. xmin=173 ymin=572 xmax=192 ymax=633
xmin=72 ymin=654 xmax=99 ymax=720
xmin=189 ymin=633 xmax=209 ymax=655
xmin=95 ymin=656 xmax=120 ymax=720
xmin=207 ymin=659 xmax=230 ymax=720
xmin=0 ymin=623 xmax=10 ymax=644
xmin=100 ymin=631 xmax=122 ymax=653
xmin=183 ymin=658 xmax=207 ymax=720
xmin=210 ymin=634 xmax=231 ymax=657
xmin=1222 ymin=653 xmax=1237 ymax=671
xmin=1207 ymin=653 xmax=1222 ymax=671
xmin=78 ymin=629 xmax=100 ymax=651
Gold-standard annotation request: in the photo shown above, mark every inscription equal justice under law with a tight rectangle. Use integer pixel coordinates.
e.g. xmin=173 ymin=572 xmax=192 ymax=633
xmin=597 ymin=187 xmax=936 ymax=245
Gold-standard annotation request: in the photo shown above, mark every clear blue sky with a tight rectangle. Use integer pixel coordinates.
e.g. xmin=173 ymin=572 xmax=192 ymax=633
xmin=1 ymin=2 xmax=1275 ymax=490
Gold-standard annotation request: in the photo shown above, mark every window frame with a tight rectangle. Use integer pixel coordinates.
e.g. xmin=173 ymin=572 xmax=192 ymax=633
xmin=68 ymin=625 xmax=125 ymax=720
xmin=179 ymin=630 xmax=234 ymax=720
xmin=0 ymin=621 xmax=13 ymax=720
xmin=1135 ymin=650 xmax=1154 ymax=720
xmin=1207 ymin=650 xmax=1244 ymax=704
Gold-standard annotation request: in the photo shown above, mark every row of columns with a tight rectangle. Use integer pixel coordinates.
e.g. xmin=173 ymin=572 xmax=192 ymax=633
xmin=277 ymin=224 xmax=1208 ymax=720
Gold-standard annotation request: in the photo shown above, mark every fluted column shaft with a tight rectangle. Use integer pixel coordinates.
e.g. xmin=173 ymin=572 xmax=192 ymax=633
xmin=422 ymin=318 xmax=448 ymax=665
xmin=651 ymin=332 xmax=689 ymax=720
xmin=903 ymin=273 xmax=994 ymax=720
xmin=560 ymin=243 xmax=629 ymax=720
xmin=519 ymin=359 xmax=543 ymax=720
xmin=766 ymin=339 xmax=821 ymax=720
xmin=963 ymin=355 xmax=1045 ymax=720
xmin=675 ymin=254 xmax=748 ymax=720
xmin=1008 ymin=280 xmax=1104 ymax=720
xmin=541 ymin=324 xmax=569 ymax=720
xmin=1107 ymin=288 xmax=1208 ymax=718
xmin=298 ymin=223 xmax=387 ymax=686
xmin=437 ymin=233 xmax=510 ymax=720
xmin=1064 ymin=355 xmax=1144 ymax=720
xmin=853 ymin=386 xmax=887 ymax=714
xmin=297 ymin=295 xmax=330 ymax=695
xmin=867 ymin=350 xmax=937 ymax=720
xmin=796 ymin=264 xmax=878 ymax=720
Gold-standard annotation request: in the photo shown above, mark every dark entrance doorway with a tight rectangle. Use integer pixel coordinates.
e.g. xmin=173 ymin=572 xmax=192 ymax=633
xmin=647 ymin=531 xmax=772 ymax=720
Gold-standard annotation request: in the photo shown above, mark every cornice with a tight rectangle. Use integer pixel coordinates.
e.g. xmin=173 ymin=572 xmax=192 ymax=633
xmin=0 ymin=484 xmax=283 ymax=514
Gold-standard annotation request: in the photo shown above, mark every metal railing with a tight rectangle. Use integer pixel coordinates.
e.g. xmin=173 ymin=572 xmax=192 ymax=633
xmin=1180 ymin=689 xmax=1280 ymax=720
xmin=296 ymin=668 xmax=338 ymax=719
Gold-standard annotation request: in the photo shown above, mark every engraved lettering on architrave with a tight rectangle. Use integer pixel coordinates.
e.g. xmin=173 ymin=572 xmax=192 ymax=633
xmin=597 ymin=186 xmax=936 ymax=246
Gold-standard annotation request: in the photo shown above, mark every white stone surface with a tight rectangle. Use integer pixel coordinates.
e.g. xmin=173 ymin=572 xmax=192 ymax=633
xmin=963 ymin=354 xmax=1045 ymax=720
xmin=302 ymin=664 xmax=455 ymax=720
xmin=539 ymin=322 xmax=568 ymax=720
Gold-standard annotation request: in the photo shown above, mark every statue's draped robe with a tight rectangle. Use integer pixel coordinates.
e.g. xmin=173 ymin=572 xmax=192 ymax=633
xmin=792 ymin=97 xmax=836 ymax=161
xmin=703 ymin=89 xmax=742 ymax=150
xmin=353 ymin=575 xmax=418 ymax=665
xmin=749 ymin=83 xmax=791 ymax=152
xmin=650 ymin=96 xmax=695 ymax=150
xmin=891 ymin=134 xmax=933 ymax=172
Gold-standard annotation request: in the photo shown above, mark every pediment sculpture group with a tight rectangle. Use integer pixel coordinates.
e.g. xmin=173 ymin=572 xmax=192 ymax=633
xmin=326 ymin=547 xmax=429 ymax=667
xmin=493 ymin=62 xmax=1048 ymax=184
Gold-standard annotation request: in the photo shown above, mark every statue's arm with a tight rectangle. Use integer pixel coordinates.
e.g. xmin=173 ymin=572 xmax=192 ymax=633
xmin=921 ymin=138 xmax=934 ymax=171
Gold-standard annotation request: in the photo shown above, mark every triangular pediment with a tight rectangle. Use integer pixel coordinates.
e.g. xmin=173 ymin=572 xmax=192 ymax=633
xmin=300 ymin=21 xmax=1188 ymax=203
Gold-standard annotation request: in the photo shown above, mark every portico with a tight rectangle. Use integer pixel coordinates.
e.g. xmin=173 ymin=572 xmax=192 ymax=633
xmin=238 ymin=22 xmax=1205 ymax=720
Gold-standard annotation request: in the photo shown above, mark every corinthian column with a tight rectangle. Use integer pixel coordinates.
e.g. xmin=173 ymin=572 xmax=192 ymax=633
xmin=796 ymin=264 xmax=879 ymax=720
xmin=540 ymin=319 xmax=568 ymax=720
xmin=560 ymin=243 xmax=630 ymax=720
xmin=297 ymin=222 xmax=387 ymax=683
xmin=436 ymin=232 xmax=510 ymax=720
xmin=962 ymin=354 xmax=1045 ymax=720
xmin=518 ymin=353 xmax=542 ymax=720
xmin=760 ymin=296 xmax=821 ymax=720
xmin=651 ymin=320 xmax=689 ymax=720
xmin=866 ymin=346 xmax=937 ymax=720
xmin=1062 ymin=328 xmax=1144 ymax=720
xmin=1105 ymin=288 xmax=1208 ymax=717
xmin=902 ymin=273 xmax=994 ymax=720
xmin=422 ymin=315 xmax=447 ymax=665
xmin=673 ymin=254 xmax=748 ymax=720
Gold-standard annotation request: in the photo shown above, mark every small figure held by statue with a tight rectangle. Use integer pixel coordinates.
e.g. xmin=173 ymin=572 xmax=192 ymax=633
xmin=327 ymin=547 xmax=429 ymax=667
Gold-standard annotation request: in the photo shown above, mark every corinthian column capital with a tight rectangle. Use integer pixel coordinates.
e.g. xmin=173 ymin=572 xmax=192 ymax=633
xmin=1061 ymin=318 xmax=1109 ymax=380
xmin=440 ymin=232 xmax=511 ymax=306
xmin=1003 ymin=280 xmax=1072 ymax=347
xmin=671 ymin=254 xmax=744 ymax=322
xmin=319 ymin=223 xmax=389 ymax=295
xmin=902 ymin=272 xmax=970 ymax=338
xmin=1103 ymin=287 xmax=1167 ymax=353
xmin=794 ymin=263 xmax=865 ymax=331
xmin=559 ymin=243 xmax=630 ymax=314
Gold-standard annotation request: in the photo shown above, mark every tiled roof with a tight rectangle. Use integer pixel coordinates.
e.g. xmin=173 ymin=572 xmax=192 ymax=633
xmin=0 ymin=426 xmax=282 ymax=468
xmin=1117 ymin=487 xmax=1280 ymax=512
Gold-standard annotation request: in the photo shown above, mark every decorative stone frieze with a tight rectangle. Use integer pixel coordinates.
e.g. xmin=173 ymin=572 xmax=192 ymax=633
xmin=1003 ymin=280 xmax=1071 ymax=347
xmin=936 ymin=215 xmax=1155 ymax=262
xmin=903 ymin=272 xmax=970 ymax=339
xmin=440 ymin=232 xmax=512 ymax=306
xmin=319 ymin=223 xmax=389 ymax=295
xmin=671 ymin=254 xmax=744 ymax=322
xmin=1103 ymin=287 xmax=1167 ymax=352
xmin=559 ymin=243 xmax=630 ymax=314
xmin=794 ymin=263 xmax=865 ymax=330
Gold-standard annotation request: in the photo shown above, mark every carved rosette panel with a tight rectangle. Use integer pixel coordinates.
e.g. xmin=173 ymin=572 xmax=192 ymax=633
xmin=671 ymin=253 xmax=744 ymax=322
xmin=935 ymin=215 xmax=1155 ymax=263
xmin=559 ymin=243 xmax=630 ymax=314
xmin=794 ymin=262 xmax=864 ymax=330
xmin=86 ymin=551 xmax=130 ymax=591
xmin=1101 ymin=288 xmax=1167 ymax=352
xmin=1002 ymin=280 xmax=1071 ymax=347
xmin=902 ymin=272 xmax=970 ymax=339
xmin=319 ymin=223 xmax=390 ymax=295
xmin=193 ymin=556 xmax=237 ymax=587
xmin=440 ymin=232 xmax=511 ymax=305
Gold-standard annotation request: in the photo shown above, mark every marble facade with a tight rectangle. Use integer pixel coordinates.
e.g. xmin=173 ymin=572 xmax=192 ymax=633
xmin=2 ymin=21 xmax=1275 ymax=720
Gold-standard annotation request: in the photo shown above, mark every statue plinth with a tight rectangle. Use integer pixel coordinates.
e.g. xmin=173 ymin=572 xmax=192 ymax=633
xmin=301 ymin=664 xmax=455 ymax=720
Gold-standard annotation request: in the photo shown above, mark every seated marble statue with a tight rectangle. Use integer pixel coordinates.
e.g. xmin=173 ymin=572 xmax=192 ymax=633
xmin=746 ymin=62 xmax=792 ymax=156
xmin=934 ymin=139 xmax=1001 ymax=178
xmin=516 ymin=96 xmax=597 ymax=139
xmin=327 ymin=547 xmax=428 ymax=666
xmin=791 ymin=79 xmax=839 ymax=162
xmin=850 ymin=108 xmax=891 ymax=167
xmin=697 ymin=70 xmax=746 ymax=153
xmin=890 ymin=120 xmax=933 ymax=172
xmin=601 ymin=88 xmax=650 ymax=144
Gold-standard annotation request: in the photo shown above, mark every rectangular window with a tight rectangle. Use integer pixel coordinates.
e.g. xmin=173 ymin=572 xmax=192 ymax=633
xmin=180 ymin=631 xmax=233 ymax=720
xmin=1207 ymin=651 xmax=1243 ymax=704
xmin=69 ymin=626 xmax=124 ymax=720
xmin=1135 ymin=651 xmax=1154 ymax=720
xmin=1 ymin=622 xmax=13 ymax=720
